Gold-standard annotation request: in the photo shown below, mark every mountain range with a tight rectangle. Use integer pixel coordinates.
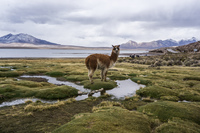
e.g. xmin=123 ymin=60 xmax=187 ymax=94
xmin=150 ymin=40 xmax=200 ymax=53
xmin=0 ymin=33 xmax=59 ymax=45
xmin=0 ymin=33 xmax=198 ymax=49
xmin=120 ymin=37 xmax=198 ymax=49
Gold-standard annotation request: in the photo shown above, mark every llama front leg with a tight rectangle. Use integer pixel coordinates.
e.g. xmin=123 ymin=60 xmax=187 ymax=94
xmin=88 ymin=69 xmax=95 ymax=84
xmin=101 ymin=69 xmax=104 ymax=81
xmin=101 ymin=69 xmax=108 ymax=82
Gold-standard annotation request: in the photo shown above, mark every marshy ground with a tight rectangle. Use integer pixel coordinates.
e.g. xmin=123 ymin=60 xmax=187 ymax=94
xmin=0 ymin=55 xmax=200 ymax=133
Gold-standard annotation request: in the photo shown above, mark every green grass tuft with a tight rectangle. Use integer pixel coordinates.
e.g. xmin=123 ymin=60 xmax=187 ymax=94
xmin=0 ymin=84 xmax=36 ymax=99
xmin=155 ymin=117 xmax=200 ymax=133
xmin=0 ymin=71 xmax=21 ymax=77
xmin=160 ymin=96 xmax=179 ymax=101
xmin=81 ymin=79 xmax=117 ymax=90
xmin=0 ymin=68 xmax=11 ymax=71
xmin=138 ymin=101 xmax=200 ymax=124
xmin=46 ymin=71 xmax=65 ymax=77
xmin=136 ymin=85 xmax=177 ymax=99
xmin=24 ymin=98 xmax=76 ymax=112
xmin=65 ymin=75 xmax=88 ymax=82
xmin=131 ymin=77 xmax=152 ymax=85
xmin=108 ymin=74 xmax=128 ymax=80
xmin=128 ymin=73 xmax=137 ymax=77
xmin=36 ymin=86 xmax=78 ymax=100
xmin=178 ymin=90 xmax=200 ymax=101
xmin=53 ymin=106 xmax=151 ymax=133
xmin=0 ymin=82 xmax=78 ymax=100
xmin=183 ymin=76 xmax=200 ymax=81
xmin=92 ymin=101 xmax=124 ymax=112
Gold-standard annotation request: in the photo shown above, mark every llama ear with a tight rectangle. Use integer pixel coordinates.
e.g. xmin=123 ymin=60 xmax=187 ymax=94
xmin=118 ymin=45 xmax=120 ymax=48
xmin=112 ymin=45 xmax=114 ymax=47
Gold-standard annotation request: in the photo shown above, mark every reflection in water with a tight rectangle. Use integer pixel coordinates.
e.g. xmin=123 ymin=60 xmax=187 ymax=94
xmin=20 ymin=75 xmax=91 ymax=93
xmin=0 ymin=75 xmax=145 ymax=107
xmin=108 ymin=79 xmax=145 ymax=99
xmin=0 ymin=98 xmax=55 ymax=108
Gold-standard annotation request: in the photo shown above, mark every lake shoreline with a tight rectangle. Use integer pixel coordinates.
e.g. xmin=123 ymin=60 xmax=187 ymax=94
xmin=0 ymin=52 xmax=162 ymax=59
xmin=0 ymin=45 xmax=150 ymax=50
xmin=0 ymin=48 xmax=148 ymax=58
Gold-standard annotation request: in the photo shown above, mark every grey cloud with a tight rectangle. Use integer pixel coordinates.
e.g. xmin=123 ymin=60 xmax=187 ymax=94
xmin=65 ymin=16 xmax=107 ymax=25
xmin=5 ymin=2 xmax=79 ymax=24
xmin=121 ymin=1 xmax=200 ymax=29
xmin=1 ymin=0 xmax=200 ymax=47
xmin=6 ymin=0 xmax=200 ymax=27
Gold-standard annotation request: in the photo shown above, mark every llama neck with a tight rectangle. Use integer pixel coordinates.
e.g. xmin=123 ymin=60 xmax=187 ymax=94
xmin=110 ymin=51 xmax=119 ymax=63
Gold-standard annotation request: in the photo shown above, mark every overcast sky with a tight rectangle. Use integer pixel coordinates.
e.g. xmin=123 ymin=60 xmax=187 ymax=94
xmin=0 ymin=0 xmax=200 ymax=47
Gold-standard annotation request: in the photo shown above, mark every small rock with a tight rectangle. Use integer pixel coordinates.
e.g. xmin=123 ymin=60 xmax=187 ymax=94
xmin=89 ymin=91 xmax=94 ymax=95
xmin=142 ymin=97 xmax=154 ymax=102
xmin=99 ymin=88 xmax=104 ymax=91
xmin=88 ymin=92 xmax=94 ymax=96
xmin=82 ymin=92 xmax=88 ymax=95
xmin=78 ymin=91 xmax=83 ymax=95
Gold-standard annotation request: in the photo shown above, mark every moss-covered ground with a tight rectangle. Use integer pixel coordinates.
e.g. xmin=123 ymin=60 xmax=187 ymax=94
xmin=0 ymin=57 xmax=199 ymax=133
xmin=53 ymin=101 xmax=151 ymax=133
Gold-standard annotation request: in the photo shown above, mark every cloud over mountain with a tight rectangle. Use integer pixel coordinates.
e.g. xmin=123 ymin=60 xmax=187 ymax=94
xmin=0 ymin=0 xmax=200 ymax=47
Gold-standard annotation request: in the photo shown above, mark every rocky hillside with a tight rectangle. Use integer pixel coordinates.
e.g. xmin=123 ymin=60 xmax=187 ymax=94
xmin=176 ymin=41 xmax=200 ymax=52
xmin=150 ymin=41 xmax=200 ymax=53
xmin=120 ymin=37 xmax=198 ymax=49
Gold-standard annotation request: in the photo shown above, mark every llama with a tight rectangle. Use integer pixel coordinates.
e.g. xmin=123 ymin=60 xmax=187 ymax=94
xmin=85 ymin=45 xmax=120 ymax=84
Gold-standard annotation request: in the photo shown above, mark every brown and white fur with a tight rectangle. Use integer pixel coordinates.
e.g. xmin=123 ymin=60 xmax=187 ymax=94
xmin=85 ymin=45 xmax=120 ymax=84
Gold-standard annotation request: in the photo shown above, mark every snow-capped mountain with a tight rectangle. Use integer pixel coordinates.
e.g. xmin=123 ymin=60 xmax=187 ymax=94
xmin=178 ymin=37 xmax=198 ymax=46
xmin=120 ymin=37 xmax=198 ymax=49
xmin=0 ymin=33 xmax=59 ymax=45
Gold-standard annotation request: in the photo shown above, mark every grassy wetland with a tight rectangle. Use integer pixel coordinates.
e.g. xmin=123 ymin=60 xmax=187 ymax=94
xmin=0 ymin=54 xmax=200 ymax=133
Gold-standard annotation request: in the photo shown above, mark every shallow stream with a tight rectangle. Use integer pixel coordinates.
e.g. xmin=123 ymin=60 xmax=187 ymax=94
xmin=0 ymin=75 xmax=145 ymax=107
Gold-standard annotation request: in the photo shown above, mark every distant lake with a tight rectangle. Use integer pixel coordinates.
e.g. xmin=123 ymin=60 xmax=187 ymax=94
xmin=0 ymin=49 xmax=148 ymax=58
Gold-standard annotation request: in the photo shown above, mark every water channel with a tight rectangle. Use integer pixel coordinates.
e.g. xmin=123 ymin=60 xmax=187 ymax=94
xmin=0 ymin=75 xmax=145 ymax=107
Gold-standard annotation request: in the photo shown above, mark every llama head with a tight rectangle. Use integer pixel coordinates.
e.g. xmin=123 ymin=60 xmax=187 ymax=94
xmin=112 ymin=45 xmax=120 ymax=54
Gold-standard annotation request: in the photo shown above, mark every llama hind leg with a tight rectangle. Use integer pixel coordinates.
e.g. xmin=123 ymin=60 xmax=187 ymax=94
xmin=88 ymin=69 xmax=95 ymax=84
xmin=104 ymin=70 xmax=108 ymax=82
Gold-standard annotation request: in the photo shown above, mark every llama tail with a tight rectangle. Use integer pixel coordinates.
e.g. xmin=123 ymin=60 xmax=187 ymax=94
xmin=85 ymin=57 xmax=90 ymax=70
